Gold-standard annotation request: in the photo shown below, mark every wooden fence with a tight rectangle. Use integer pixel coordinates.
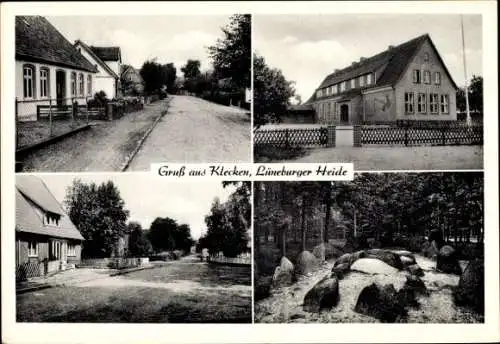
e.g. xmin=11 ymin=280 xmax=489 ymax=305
xmin=16 ymin=262 xmax=43 ymax=281
xmin=361 ymin=124 xmax=483 ymax=146
xmin=207 ymin=256 xmax=251 ymax=266
xmin=254 ymin=127 xmax=328 ymax=147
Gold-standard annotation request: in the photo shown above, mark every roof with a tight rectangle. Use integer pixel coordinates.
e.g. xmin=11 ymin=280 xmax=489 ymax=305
xmin=121 ymin=64 xmax=144 ymax=82
xmin=16 ymin=16 xmax=97 ymax=73
xmin=16 ymin=176 xmax=84 ymax=241
xmin=90 ymin=46 xmax=121 ymax=62
xmin=288 ymin=103 xmax=314 ymax=112
xmin=74 ymin=40 xmax=119 ymax=79
xmin=308 ymin=34 xmax=458 ymax=103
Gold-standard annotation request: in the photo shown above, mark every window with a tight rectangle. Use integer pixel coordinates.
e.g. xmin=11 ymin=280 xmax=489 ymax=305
xmin=340 ymin=81 xmax=346 ymax=92
xmin=429 ymin=93 xmax=439 ymax=114
xmin=359 ymin=75 xmax=365 ymax=87
xmin=423 ymin=52 xmax=429 ymax=62
xmin=71 ymin=72 xmax=76 ymax=97
xmin=350 ymin=79 xmax=355 ymax=89
xmin=404 ymin=92 xmax=415 ymax=114
xmin=413 ymin=69 xmax=421 ymax=84
xmin=417 ymin=93 xmax=427 ymax=113
xmin=333 ymin=84 xmax=338 ymax=94
xmin=434 ymin=72 xmax=441 ymax=85
xmin=78 ymin=73 xmax=84 ymax=96
xmin=423 ymin=70 xmax=431 ymax=84
xmin=366 ymin=73 xmax=372 ymax=85
xmin=440 ymin=94 xmax=449 ymax=114
xmin=28 ymin=241 xmax=38 ymax=257
xmin=23 ymin=65 xmax=35 ymax=99
xmin=39 ymin=68 xmax=49 ymax=98
xmin=87 ymin=75 xmax=92 ymax=96
xmin=67 ymin=244 xmax=76 ymax=256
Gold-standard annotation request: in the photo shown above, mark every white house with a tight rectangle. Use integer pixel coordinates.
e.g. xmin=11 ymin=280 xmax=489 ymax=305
xmin=74 ymin=40 xmax=122 ymax=99
xmin=15 ymin=16 xmax=98 ymax=121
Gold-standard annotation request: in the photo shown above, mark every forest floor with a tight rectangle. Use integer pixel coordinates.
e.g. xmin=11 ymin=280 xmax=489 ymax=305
xmin=17 ymin=255 xmax=251 ymax=323
xmin=255 ymin=254 xmax=483 ymax=323
xmin=263 ymin=145 xmax=483 ymax=170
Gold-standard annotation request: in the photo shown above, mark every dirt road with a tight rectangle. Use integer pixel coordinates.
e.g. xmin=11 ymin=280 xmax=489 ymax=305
xmin=127 ymin=95 xmax=251 ymax=170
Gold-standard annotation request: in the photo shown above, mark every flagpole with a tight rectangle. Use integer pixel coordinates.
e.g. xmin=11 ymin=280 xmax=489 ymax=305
xmin=461 ymin=15 xmax=471 ymax=126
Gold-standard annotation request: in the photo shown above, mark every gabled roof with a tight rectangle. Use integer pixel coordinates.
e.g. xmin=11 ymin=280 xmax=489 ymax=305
xmin=120 ymin=64 xmax=144 ymax=82
xmin=74 ymin=40 xmax=119 ymax=79
xmin=16 ymin=176 xmax=84 ymax=241
xmin=90 ymin=46 xmax=121 ymax=62
xmin=308 ymin=34 xmax=458 ymax=103
xmin=16 ymin=16 xmax=97 ymax=73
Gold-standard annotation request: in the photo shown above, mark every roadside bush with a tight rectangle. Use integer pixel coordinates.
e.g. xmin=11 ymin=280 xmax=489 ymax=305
xmin=254 ymin=144 xmax=307 ymax=163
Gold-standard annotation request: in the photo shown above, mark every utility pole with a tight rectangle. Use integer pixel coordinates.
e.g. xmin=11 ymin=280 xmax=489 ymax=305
xmin=461 ymin=15 xmax=472 ymax=127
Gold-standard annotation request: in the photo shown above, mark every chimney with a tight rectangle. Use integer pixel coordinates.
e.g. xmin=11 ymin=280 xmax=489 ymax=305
xmin=351 ymin=61 xmax=358 ymax=67
xmin=388 ymin=45 xmax=395 ymax=51
xmin=334 ymin=69 xmax=340 ymax=73
xmin=359 ymin=57 xmax=366 ymax=63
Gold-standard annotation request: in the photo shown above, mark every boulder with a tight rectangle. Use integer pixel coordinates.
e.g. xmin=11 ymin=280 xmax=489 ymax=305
xmin=354 ymin=283 xmax=407 ymax=322
xmin=334 ymin=253 xmax=352 ymax=267
xmin=365 ymin=249 xmax=403 ymax=270
xmin=406 ymin=263 xmax=424 ymax=277
xmin=295 ymin=250 xmax=319 ymax=276
xmin=303 ymin=275 xmax=339 ymax=313
xmin=436 ymin=245 xmax=462 ymax=275
xmin=400 ymin=255 xmax=416 ymax=267
xmin=271 ymin=256 xmax=294 ymax=289
xmin=350 ymin=258 xmax=399 ymax=275
xmin=392 ymin=250 xmax=414 ymax=257
xmin=312 ymin=243 xmax=326 ymax=261
xmin=331 ymin=262 xmax=350 ymax=279
xmin=454 ymin=259 xmax=484 ymax=314
xmin=351 ymin=250 xmax=367 ymax=264
xmin=403 ymin=274 xmax=428 ymax=295
xmin=324 ymin=242 xmax=344 ymax=260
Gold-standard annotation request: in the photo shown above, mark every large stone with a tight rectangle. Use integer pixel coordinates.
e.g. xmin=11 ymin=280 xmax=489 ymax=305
xmin=312 ymin=243 xmax=326 ymax=261
xmin=365 ymin=249 xmax=403 ymax=270
xmin=436 ymin=245 xmax=462 ymax=275
xmin=351 ymin=250 xmax=367 ymax=264
xmin=400 ymin=255 xmax=416 ymax=267
xmin=331 ymin=262 xmax=350 ymax=279
xmin=271 ymin=256 xmax=294 ymax=289
xmin=354 ymin=283 xmax=407 ymax=322
xmin=334 ymin=253 xmax=352 ymax=267
xmin=324 ymin=242 xmax=344 ymax=260
xmin=350 ymin=258 xmax=399 ymax=275
xmin=295 ymin=250 xmax=319 ymax=276
xmin=303 ymin=275 xmax=339 ymax=313
xmin=454 ymin=259 xmax=484 ymax=314
xmin=406 ymin=263 xmax=424 ymax=277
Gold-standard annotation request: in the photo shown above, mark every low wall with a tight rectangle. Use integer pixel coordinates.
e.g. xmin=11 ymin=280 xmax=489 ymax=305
xmin=207 ymin=256 xmax=251 ymax=266
xmin=78 ymin=257 xmax=149 ymax=269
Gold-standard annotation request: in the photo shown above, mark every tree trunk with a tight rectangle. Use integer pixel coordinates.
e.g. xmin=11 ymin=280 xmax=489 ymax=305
xmin=324 ymin=201 xmax=331 ymax=243
xmin=301 ymin=198 xmax=307 ymax=252
xmin=281 ymin=224 xmax=287 ymax=257
xmin=353 ymin=210 xmax=357 ymax=238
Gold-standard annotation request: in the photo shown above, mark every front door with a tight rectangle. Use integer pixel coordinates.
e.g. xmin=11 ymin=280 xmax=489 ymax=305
xmin=51 ymin=240 xmax=62 ymax=261
xmin=56 ymin=70 xmax=66 ymax=106
xmin=340 ymin=104 xmax=349 ymax=123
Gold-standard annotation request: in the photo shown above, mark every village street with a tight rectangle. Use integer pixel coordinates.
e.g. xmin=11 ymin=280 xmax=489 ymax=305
xmin=19 ymin=95 xmax=251 ymax=172
xmin=127 ymin=95 xmax=251 ymax=170
xmin=17 ymin=254 xmax=251 ymax=323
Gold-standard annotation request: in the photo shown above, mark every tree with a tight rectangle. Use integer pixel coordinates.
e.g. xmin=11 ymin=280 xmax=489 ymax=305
xmin=208 ymin=14 xmax=251 ymax=90
xmin=253 ymin=54 xmax=296 ymax=126
xmin=148 ymin=217 xmax=179 ymax=252
xmin=140 ymin=59 xmax=178 ymax=95
xmin=64 ymin=179 xmax=130 ymax=258
xmin=456 ymin=75 xmax=483 ymax=113
xmin=181 ymin=59 xmax=201 ymax=80
xmin=127 ymin=222 xmax=152 ymax=257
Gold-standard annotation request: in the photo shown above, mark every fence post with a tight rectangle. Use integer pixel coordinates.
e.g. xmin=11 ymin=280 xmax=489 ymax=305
xmin=327 ymin=125 xmax=336 ymax=147
xmin=49 ymin=98 xmax=53 ymax=137
xmin=404 ymin=125 xmax=408 ymax=146
xmin=353 ymin=125 xmax=362 ymax=147
xmin=441 ymin=126 xmax=446 ymax=145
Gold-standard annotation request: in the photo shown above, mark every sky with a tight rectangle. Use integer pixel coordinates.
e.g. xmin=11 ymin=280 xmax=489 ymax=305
xmin=47 ymin=15 xmax=231 ymax=74
xmin=254 ymin=14 xmax=483 ymax=102
xmin=38 ymin=174 xmax=235 ymax=240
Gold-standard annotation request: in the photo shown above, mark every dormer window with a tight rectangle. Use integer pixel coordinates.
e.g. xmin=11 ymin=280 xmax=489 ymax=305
xmin=350 ymin=79 xmax=355 ymax=89
xmin=423 ymin=52 xmax=429 ymax=62
xmin=44 ymin=212 xmax=61 ymax=226
xmin=366 ymin=73 xmax=372 ymax=85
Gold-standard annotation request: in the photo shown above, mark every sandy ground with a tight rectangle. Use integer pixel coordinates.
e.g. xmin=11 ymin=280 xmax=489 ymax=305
xmin=17 ymin=255 xmax=251 ymax=323
xmin=272 ymin=145 xmax=483 ymax=170
xmin=255 ymin=255 xmax=482 ymax=323
xmin=127 ymin=95 xmax=251 ymax=170
xmin=19 ymin=100 xmax=169 ymax=172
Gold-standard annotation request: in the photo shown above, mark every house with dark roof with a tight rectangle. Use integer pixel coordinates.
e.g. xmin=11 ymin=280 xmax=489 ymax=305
xmin=16 ymin=16 xmax=98 ymax=121
xmin=120 ymin=64 xmax=144 ymax=96
xmin=74 ymin=40 xmax=122 ymax=99
xmin=304 ymin=34 xmax=458 ymax=125
xmin=16 ymin=175 xmax=84 ymax=280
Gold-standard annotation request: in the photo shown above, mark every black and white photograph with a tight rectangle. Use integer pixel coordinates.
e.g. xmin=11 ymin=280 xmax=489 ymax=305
xmin=15 ymin=175 xmax=251 ymax=323
xmin=253 ymin=15 xmax=483 ymax=169
xmin=15 ymin=14 xmax=251 ymax=172
xmin=254 ymin=174 xmax=484 ymax=323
